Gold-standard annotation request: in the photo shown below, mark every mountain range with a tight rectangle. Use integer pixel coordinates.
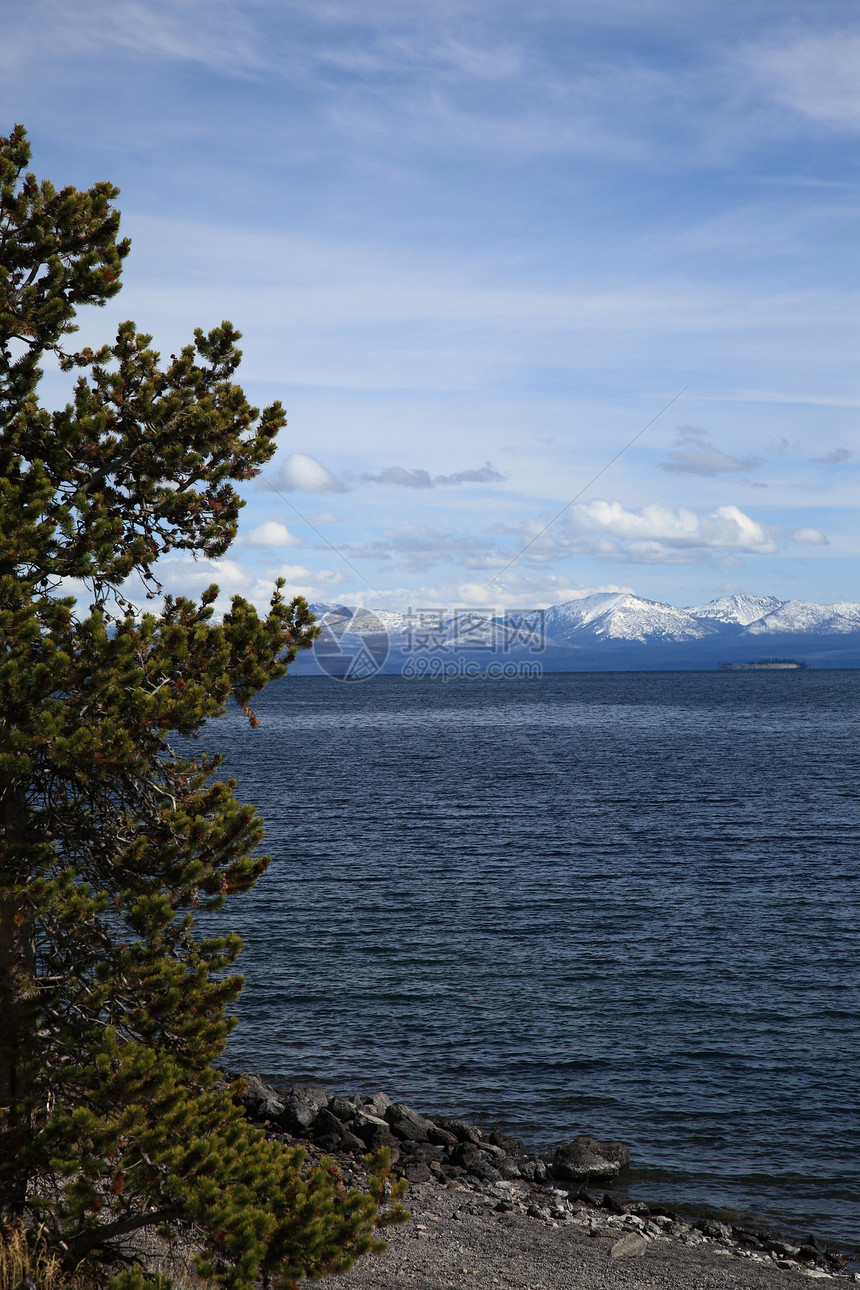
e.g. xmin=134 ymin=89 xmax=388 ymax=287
xmin=297 ymin=593 xmax=860 ymax=673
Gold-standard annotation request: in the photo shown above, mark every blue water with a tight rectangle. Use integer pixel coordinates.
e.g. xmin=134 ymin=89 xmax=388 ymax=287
xmin=201 ymin=671 xmax=860 ymax=1251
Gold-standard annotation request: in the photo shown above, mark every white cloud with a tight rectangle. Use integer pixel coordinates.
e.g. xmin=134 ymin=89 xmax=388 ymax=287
xmin=241 ymin=521 xmax=302 ymax=546
xmin=311 ymin=510 xmax=342 ymax=523
xmin=280 ymin=453 xmax=345 ymax=493
xmin=335 ymin=574 xmax=635 ymax=615
xmin=791 ymin=527 xmax=828 ymax=546
xmin=568 ymin=499 xmax=779 ymax=555
xmin=157 ymin=555 xmax=252 ymax=593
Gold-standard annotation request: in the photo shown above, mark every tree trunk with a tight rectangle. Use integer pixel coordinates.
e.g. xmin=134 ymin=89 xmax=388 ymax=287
xmin=0 ymin=774 xmax=34 ymax=1217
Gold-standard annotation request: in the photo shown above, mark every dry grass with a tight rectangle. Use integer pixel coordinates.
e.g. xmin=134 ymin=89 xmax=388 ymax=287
xmin=0 ymin=1224 xmax=64 ymax=1290
xmin=0 ymin=1223 xmax=213 ymax=1290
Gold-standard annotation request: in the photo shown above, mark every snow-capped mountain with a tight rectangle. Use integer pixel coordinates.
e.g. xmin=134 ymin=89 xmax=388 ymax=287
xmin=832 ymin=602 xmax=860 ymax=624
xmin=301 ymin=594 xmax=860 ymax=670
xmin=685 ymin=594 xmax=784 ymax=626
xmin=542 ymin=593 xmax=717 ymax=643
xmin=744 ymin=600 xmax=860 ymax=636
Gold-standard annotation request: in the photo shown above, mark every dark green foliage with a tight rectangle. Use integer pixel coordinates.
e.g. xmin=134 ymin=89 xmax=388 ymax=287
xmin=0 ymin=126 xmax=405 ymax=1288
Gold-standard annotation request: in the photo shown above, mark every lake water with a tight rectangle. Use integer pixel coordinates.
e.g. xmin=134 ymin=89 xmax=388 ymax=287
xmin=202 ymin=671 xmax=859 ymax=1251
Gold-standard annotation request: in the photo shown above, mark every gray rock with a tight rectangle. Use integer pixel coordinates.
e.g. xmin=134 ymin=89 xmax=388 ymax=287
xmin=551 ymin=1136 xmax=630 ymax=1182
xmin=237 ymin=1074 xmax=285 ymax=1122
xmin=385 ymin=1102 xmax=436 ymax=1143
xmin=427 ymin=1124 xmax=458 ymax=1147
xmin=695 ymin=1219 xmax=733 ymax=1242
xmin=764 ymin=1239 xmax=801 ymax=1259
xmin=279 ymin=1082 xmax=332 ymax=1135
xmin=489 ymin=1130 xmax=527 ymax=1156
xmin=289 ymin=1082 xmax=331 ymax=1110
xmin=476 ymin=1142 xmax=505 ymax=1160
xmin=351 ymin=1112 xmax=399 ymax=1151
xmin=401 ymin=1142 xmax=446 ymax=1164
xmin=328 ymin=1095 xmax=356 ymax=1122
xmin=610 ymin=1233 xmax=649 ymax=1259
xmin=363 ymin=1091 xmax=392 ymax=1118
xmin=434 ymin=1117 xmax=483 ymax=1145
xmin=601 ymin=1193 xmax=627 ymax=1215
xmin=279 ymin=1096 xmax=317 ymax=1135
xmin=354 ymin=1109 xmax=389 ymax=1130
xmin=518 ymin=1158 xmax=548 ymax=1183
xmin=448 ymin=1141 xmax=503 ymax=1183
xmin=311 ymin=1108 xmax=365 ymax=1154
xmin=450 ymin=1142 xmax=484 ymax=1171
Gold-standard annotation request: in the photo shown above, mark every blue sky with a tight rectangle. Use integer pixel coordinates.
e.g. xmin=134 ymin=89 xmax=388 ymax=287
xmin=4 ymin=0 xmax=858 ymax=613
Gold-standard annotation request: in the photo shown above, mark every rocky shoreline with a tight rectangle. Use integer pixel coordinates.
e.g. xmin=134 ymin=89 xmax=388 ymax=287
xmin=231 ymin=1073 xmax=856 ymax=1284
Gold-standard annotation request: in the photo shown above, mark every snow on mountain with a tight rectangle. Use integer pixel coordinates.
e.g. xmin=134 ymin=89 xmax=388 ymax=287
xmin=306 ymin=595 xmax=860 ymax=649
xmin=543 ymin=593 xmax=717 ymax=643
xmin=308 ymin=604 xmax=410 ymax=635
xmin=744 ymin=600 xmax=860 ymax=636
xmin=686 ymin=594 xmax=784 ymax=626
xmin=831 ymin=601 xmax=860 ymax=624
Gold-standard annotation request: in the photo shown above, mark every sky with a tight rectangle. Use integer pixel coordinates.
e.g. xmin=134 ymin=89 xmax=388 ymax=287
xmin=3 ymin=0 xmax=858 ymax=614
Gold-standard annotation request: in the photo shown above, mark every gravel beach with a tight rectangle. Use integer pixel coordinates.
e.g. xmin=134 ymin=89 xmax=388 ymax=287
xmin=332 ymin=1181 xmax=853 ymax=1290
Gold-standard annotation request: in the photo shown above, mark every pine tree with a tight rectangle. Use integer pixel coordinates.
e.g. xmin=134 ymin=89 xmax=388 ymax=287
xmin=0 ymin=125 xmax=404 ymax=1288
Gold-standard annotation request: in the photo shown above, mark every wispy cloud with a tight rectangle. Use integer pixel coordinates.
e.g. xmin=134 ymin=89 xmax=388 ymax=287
xmin=338 ymin=524 xmax=504 ymax=573
xmin=743 ymin=30 xmax=860 ymax=133
xmin=659 ymin=426 xmax=763 ymax=476
xmin=5 ymin=0 xmax=266 ymax=74
xmin=811 ymin=446 xmax=855 ymax=465
xmin=359 ymin=462 xmax=504 ymax=488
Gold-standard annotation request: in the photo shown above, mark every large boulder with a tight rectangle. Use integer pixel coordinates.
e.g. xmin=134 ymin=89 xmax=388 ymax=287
xmin=449 ymin=1141 xmax=503 ymax=1182
xmin=289 ymin=1082 xmax=330 ymax=1111
xmin=328 ymin=1094 xmax=357 ymax=1123
xmin=235 ymin=1075 xmax=285 ymax=1123
xmin=550 ymin=1136 xmax=630 ymax=1182
xmin=363 ymin=1091 xmax=392 ymax=1118
xmin=434 ymin=1117 xmax=483 ymax=1145
xmin=351 ymin=1111 xmax=400 ymax=1152
xmin=489 ymin=1129 xmax=527 ymax=1157
xmin=310 ymin=1109 xmax=365 ymax=1155
xmin=385 ymin=1102 xmax=436 ymax=1143
xmin=279 ymin=1083 xmax=330 ymax=1136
